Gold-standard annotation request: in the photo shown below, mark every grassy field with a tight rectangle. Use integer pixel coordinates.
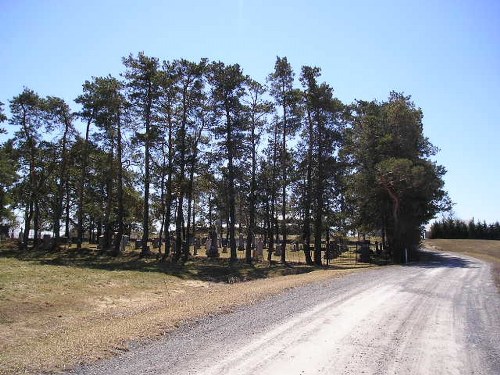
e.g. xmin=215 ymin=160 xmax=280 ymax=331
xmin=423 ymin=239 xmax=500 ymax=290
xmin=0 ymin=240 xmax=373 ymax=374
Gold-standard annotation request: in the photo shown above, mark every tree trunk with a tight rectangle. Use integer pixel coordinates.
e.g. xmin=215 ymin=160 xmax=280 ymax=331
xmin=77 ymin=117 xmax=92 ymax=249
xmin=226 ymin=108 xmax=237 ymax=262
xmin=245 ymin=123 xmax=257 ymax=264
xmin=313 ymin=115 xmax=324 ymax=266
xmin=302 ymin=108 xmax=314 ymax=265
xmin=141 ymin=83 xmax=153 ymax=257
xmin=281 ymin=105 xmax=287 ymax=264
xmin=174 ymin=108 xmax=188 ymax=263
xmin=162 ymin=118 xmax=174 ymax=261
xmin=33 ymin=201 xmax=40 ymax=249
xmin=53 ymin=119 xmax=70 ymax=249
xmin=113 ymin=116 xmax=125 ymax=256
xmin=183 ymin=161 xmax=196 ymax=262
xmin=22 ymin=200 xmax=33 ymax=251
xmin=103 ymin=143 xmax=114 ymax=251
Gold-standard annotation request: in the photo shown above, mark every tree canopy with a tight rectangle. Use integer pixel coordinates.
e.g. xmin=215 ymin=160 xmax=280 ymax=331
xmin=1 ymin=54 xmax=451 ymax=264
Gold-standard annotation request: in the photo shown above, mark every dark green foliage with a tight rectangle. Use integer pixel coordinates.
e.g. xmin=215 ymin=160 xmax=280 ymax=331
xmin=1 ymin=54 xmax=450 ymax=268
xmin=208 ymin=61 xmax=248 ymax=262
xmin=430 ymin=218 xmax=500 ymax=240
xmin=346 ymin=92 xmax=451 ymax=262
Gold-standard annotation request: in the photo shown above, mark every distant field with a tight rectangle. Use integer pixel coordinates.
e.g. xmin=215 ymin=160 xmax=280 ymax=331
xmin=423 ymin=239 xmax=500 ymax=290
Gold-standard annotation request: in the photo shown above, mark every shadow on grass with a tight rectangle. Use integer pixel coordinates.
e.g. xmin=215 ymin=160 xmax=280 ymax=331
xmin=0 ymin=242 xmax=354 ymax=283
xmin=409 ymin=249 xmax=478 ymax=269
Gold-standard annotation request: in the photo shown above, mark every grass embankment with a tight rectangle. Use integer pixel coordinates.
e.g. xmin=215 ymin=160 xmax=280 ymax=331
xmin=424 ymin=239 xmax=500 ymax=290
xmin=0 ymin=240 xmax=373 ymax=374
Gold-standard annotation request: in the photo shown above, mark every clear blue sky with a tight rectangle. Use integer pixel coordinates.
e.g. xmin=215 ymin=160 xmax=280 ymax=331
xmin=1 ymin=0 xmax=499 ymax=224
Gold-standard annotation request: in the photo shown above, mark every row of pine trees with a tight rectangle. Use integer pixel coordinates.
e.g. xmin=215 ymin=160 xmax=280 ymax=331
xmin=0 ymin=53 xmax=450 ymax=264
xmin=429 ymin=218 xmax=500 ymax=240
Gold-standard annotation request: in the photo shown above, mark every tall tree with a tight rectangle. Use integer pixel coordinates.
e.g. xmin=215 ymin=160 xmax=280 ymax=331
xmin=268 ymin=56 xmax=301 ymax=263
xmin=123 ymin=52 xmax=160 ymax=256
xmin=9 ymin=89 xmax=45 ymax=249
xmin=76 ymin=76 xmax=126 ymax=252
xmin=168 ymin=59 xmax=206 ymax=262
xmin=44 ymin=97 xmax=76 ymax=246
xmin=243 ymin=79 xmax=272 ymax=263
xmin=347 ymin=92 xmax=450 ymax=262
xmin=183 ymin=89 xmax=210 ymax=261
xmin=208 ymin=61 xmax=248 ymax=262
xmin=75 ymin=80 xmax=98 ymax=249
xmin=299 ymin=66 xmax=344 ymax=265
xmin=157 ymin=61 xmax=179 ymax=260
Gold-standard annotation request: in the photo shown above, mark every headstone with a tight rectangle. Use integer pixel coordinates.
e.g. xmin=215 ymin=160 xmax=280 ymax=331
xmin=97 ymin=235 xmax=105 ymax=250
xmin=207 ymin=228 xmax=219 ymax=258
xmin=274 ymin=242 xmax=282 ymax=256
xmin=254 ymin=237 xmax=264 ymax=260
xmin=119 ymin=235 xmax=129 ymax=253
xmin=205 ymin=237 xmax=212 ymax=255
xmin=42 ymin=234 xmax=53 ymax=250
xmin=194 ymin=237 xmax=200 ymax=255
xmin=152 ymin=238 xmax=160 ymax=249
xmin=325 ymin=242 xmax=337 ymax=260
xmin=238 ymin=233 xmax=244 ymax=251
xmin=359 ymin=241 xmax=371 ymax=262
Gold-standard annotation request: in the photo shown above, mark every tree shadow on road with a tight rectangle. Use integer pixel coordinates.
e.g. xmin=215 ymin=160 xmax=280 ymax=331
xmin=408 ymin=249 xmax=479 ymax=269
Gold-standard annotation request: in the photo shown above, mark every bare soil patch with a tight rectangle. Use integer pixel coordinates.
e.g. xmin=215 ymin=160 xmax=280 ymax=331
xmin=0 ymin=241 xmax=374 ymax=374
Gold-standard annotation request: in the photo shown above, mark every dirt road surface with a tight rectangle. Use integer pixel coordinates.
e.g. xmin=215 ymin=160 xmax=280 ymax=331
xmin=70 ymin=250 xmax=500 ymax=375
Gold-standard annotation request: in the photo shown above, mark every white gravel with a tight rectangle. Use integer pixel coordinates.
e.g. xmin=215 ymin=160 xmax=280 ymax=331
xmin=69 ymin=250 xmax=500 ymax=375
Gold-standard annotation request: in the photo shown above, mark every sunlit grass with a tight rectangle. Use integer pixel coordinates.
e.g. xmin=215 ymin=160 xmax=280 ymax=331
xmin=0 ymin=239 xmax=373 ymax=374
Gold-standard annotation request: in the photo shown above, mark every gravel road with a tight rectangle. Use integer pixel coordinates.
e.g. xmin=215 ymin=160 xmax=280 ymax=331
xmin=70 ymin=250 xmax=500 ymax=375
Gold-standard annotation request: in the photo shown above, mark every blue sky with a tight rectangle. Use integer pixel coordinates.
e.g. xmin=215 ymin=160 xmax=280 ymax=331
xmin=1 ymin=0 xmax=499 ymax=223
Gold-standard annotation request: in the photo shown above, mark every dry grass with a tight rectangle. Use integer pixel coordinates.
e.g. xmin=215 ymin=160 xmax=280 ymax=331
xmin=0 ymin=240 xmax=374 ymax=374
xmin=423 ymin=239 xmax=500 ymax=290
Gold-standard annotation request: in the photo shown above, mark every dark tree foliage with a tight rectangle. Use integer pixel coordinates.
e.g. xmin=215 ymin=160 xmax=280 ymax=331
xmin=1 ymin=54 xmax=451 ymax=268
xmin=346 ymin=92 xmax=451 ymax=262
xmin=430 ymin=218 xmax=500 ymax=240
xmin=123 ymin=52 xmax=161 ymax=256
xmin=208 ymin=61 xmax=248 ymax=262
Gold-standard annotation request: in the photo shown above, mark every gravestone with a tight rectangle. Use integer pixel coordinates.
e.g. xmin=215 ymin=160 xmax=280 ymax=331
xmin=254 ymin=237 xmax=264 ymax=260
xmin=194 ymin=237 xmax=200 ymax=255
xmin=238 ymin=233 xmax=244 ymax=251
xmin=152 ymin=238 xmax=160 ymax=249
xmin=274 ymin=242 xmax=282 ymax=256
xmin=119 ymin=235 xmax=129 ymax=253
xmin=359 ymin=241 xmax=371 ymax=263
xmin=207 ymin=228 xmax=219 ymax=258
xmin=135 ymin=239 xmax=142 ymax=250
xmin=205 ymin=237 xmax=212 ymax=255
xmin=42 ymin=234 xmax=53 ymax=250
xmin=97 ymin=235 xmax=105 ymax=250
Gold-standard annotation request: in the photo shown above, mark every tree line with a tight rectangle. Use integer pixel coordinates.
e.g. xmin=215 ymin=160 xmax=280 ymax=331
xmin=0 ymin=53 xmax=450 ymax=264
xmin=429 ymin=218 xmax=500 ymax=240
